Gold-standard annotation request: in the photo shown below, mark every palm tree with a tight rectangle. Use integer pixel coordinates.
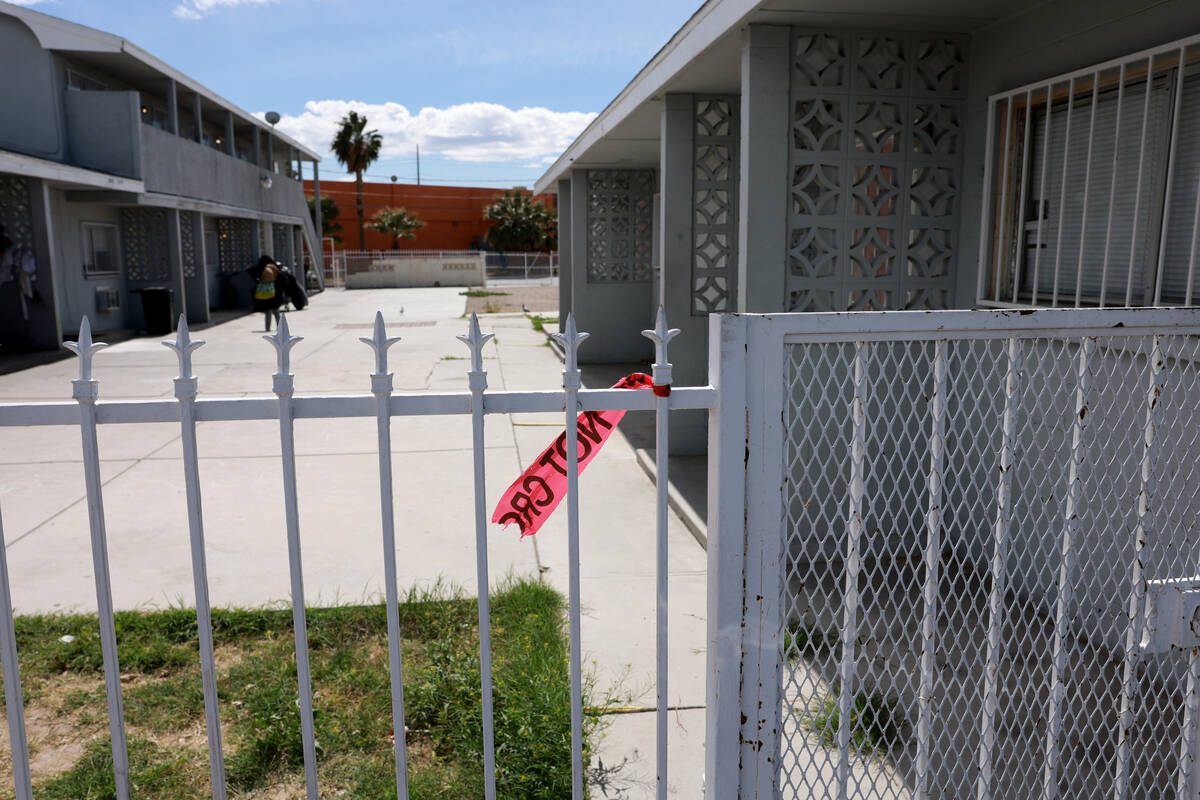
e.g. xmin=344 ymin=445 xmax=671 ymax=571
xmin=484 ymin=190 xmax=556 ymax=252
xmin=330 ymin=111 xmax=383 ymax=249
xmin=368 ymin=207 xmax=424 ymax=248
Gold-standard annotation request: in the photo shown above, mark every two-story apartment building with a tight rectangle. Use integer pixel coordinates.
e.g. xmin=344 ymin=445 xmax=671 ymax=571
xmin=0 ymin=1 xmax=324 ymax=352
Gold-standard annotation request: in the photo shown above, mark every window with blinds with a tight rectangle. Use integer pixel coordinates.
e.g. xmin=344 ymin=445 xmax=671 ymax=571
xmin=980 ymin=40 xmax=1200 ymax=307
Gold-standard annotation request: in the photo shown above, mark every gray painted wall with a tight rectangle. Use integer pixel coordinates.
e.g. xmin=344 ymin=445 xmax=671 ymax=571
xmin=64 ymin=91 xmax=143 ymax=179
xmin=957 ymin=0 xmax=1200 ymax=306
xmin=567 ymin=169 xmax=655 ymax=364
xmin=47 ymin=194 xmax=125 ymax=335
xmin=141 ymin=125 xmax=309 ymax=220
xmin=0 ymin=15 xmax=62 ymax=161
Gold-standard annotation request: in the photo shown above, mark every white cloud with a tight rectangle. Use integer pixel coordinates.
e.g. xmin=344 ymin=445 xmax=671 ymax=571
xmin=173 ymin=0 xmax=273 ymax=21
xmin=5 ymin=0 xmax=51 ymax=5
xmin=264 ymin=100 xmax=596 ymax=166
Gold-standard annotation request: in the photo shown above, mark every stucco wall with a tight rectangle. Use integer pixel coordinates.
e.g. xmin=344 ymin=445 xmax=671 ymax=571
xmin=141 ymin=125 xmax=308 ymax=221
xmin=47 ymin=192 xmax=126 ymax=335
xmin=957 ymin=0 xmax=1200 ymax=306
xmin=64 ymin=90 xmax=143 ymax=180
xmin=0 ymin=15 xmax=62 ymax=161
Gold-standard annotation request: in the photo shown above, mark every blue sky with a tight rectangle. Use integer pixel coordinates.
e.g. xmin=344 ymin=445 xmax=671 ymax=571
xmin=13 ymin=0 xmax=701 ymax=186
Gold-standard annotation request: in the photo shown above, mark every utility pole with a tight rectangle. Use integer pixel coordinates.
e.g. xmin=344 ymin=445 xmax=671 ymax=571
xmin=416 ymin=144 xmax=421 ymax=185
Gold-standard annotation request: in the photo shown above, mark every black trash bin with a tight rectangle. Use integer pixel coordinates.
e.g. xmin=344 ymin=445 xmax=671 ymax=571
xmin=134 ymin=287 xmax=174 ymax=335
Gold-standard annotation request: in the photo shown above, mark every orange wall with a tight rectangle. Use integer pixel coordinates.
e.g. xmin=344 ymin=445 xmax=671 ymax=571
xmin=304 ymin=180 xmax=557 ymax=252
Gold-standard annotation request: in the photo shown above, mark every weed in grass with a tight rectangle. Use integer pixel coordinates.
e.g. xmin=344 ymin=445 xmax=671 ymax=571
xmin=459 ymin=289 xmax=510 ymax=298
xmin=526 ymin=314 xmax=558 ymax=333
xmin=801 ymin=689 xmax=906 ymax=758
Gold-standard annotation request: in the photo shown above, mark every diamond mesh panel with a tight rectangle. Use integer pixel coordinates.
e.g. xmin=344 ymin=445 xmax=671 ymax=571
xmin=781 ymin=332 xmax=1200 ymax=799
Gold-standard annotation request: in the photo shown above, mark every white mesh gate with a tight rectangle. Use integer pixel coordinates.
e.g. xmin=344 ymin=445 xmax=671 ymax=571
xmin=705 ymin=307 xmax=1200 ymax=800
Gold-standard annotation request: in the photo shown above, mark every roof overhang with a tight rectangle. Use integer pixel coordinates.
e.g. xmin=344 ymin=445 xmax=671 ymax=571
xmin=536 ymin=0 xmax=1046 ymax=193
xmin=0 ymin=1 xmax=321 ymax=161
xmin=0 ymin=149 xmax=144 ymax=193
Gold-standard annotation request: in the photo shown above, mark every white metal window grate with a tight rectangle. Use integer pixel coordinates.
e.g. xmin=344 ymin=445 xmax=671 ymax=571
xmin=773 ymin=313 xmax=1200 ymax=798
xmin=978 ymin=34 xmax=1200 ymax=308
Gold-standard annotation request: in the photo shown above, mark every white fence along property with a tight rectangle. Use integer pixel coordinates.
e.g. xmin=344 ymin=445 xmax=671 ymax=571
xmin=3 ymin=305 xmax=1200 ymax=798
xmin=0 ymin=308 xmax=711 ymax=800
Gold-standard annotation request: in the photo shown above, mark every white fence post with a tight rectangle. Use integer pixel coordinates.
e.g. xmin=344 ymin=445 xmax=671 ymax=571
xmin=643 ymin=306 xmax=680 ymax=800
xmin=705 ymin=313 xmax=749 ymax=800
xmin=1043 ymin=336 xmax=1094 ymax=800
xmin=977 ymin=337 xmax=1024 ymax=800
xmin=837 ymin=341 xmax=869 ymax=800
xmin=458 ymin=313 xmax=499 ymax=800
xmin=360 ymin=312 xmax=411 ymax=800
xmin=265 ymin=316 xmax=320 ymax=800
xmin=742 ymin=316 xmax=786 ymax=798
xmin=163 ymin=318 xmax=227 ymax=800
xmin=551 ymin=314 xmax=590 ymax=800
xmin=916 ymin=339 xmax=949 ymax=799
xmin=0 ymin=502 xmax=32 ymax=800
xmin=64 ymin=318 xmax=131 ymax=800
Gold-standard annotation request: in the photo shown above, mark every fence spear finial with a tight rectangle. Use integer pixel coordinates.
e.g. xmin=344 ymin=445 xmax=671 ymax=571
xmin=360 ymin=311 xmax=401 ymax=376
xmin=163 ymin=315 xmax=205 ymax=380
xmin=551 ymin=312 xmax=590 ymax=378
xmin=641 ymin=305 xmax=680 ymax=373
xmin=264 ymin=313 xmax=303 ymax=377
xmin=63 ymin=316 xmax=107 ymax=382
xmin=456 ymin=312 xmax=494 ymax=374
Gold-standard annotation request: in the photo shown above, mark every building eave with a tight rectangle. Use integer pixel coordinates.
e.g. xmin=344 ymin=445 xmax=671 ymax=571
xmin=0 ymin=148 xmax=145 ymax=193
xmin=534 ymin=0 xmax=761 ymax=194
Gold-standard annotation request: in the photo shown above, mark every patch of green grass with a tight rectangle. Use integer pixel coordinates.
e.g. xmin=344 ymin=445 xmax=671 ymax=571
xmin=38 ymin=736 xmax=203 ymax=800
xmin=441 ymin=355 xmax=466 ymax=360
xmin=527 ymin=314 xmax=558 ymax=333
xmin=801 ymin=689 xmax=906 ymax=758
xmin=459 ymin=289 xmax=509 ymax=298
xmin=11 ymin=577 xmax=583 ymax=800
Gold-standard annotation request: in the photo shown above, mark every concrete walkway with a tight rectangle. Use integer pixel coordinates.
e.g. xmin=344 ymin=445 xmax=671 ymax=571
xmin=0 ymin=286 xmax=707 ymax=799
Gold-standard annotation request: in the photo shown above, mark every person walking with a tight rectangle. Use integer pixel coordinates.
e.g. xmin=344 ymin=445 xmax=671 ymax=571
xmin=249 ymin=255 xmax=285 ymax=331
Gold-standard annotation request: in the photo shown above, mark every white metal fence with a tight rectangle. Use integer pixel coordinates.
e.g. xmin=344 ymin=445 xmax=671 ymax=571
xmin=978 ymin=32 xmax=1200 ymax=309
xmin=707 ymin=307 xmax=1200 ymax=799
xmin=0 ymin=309 xmax=711 ymax=800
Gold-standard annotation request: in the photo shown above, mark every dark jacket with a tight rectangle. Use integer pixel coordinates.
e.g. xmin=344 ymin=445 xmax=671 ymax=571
xmin=277 ymin=268 xmax=308 ymax=310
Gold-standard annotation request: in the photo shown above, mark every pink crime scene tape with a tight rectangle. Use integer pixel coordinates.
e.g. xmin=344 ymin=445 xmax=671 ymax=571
xmin=492 ymin=373 xmax=658 ymax=537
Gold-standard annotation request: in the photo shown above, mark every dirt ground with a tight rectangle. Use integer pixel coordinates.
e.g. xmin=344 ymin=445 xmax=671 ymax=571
xmin=462 ymin=284 xmax=558 ymax=315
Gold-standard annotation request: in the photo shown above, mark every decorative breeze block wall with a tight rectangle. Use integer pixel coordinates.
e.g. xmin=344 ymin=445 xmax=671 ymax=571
xmin=119 ymin=208 xmax=170 ymax=281
xmin=272 ymin=223 xmax=290 ymax=261
xmin=180 ymin=211 xmax=198 ymax=279
xmin=217 ymin=217 xmax=255 ymax=275
xmin=787 ymin=31 xmax=966 ymax=312
xmin=693 ymin=96 xmax=740 ymax=314
xmin=585 ymin=169 xmax=655 ymax=283
xmin=0 ymin=176 xmax=34 ymax=252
